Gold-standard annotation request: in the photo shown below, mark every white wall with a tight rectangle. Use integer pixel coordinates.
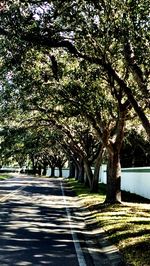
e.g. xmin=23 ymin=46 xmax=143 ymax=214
xmin=100 ymin=165 xmax=150 ymax=200
xmin=46 ymin=168 xmax=69 ymax=178
xmin=121 ymin=168 xmax=150 ymax=200
xmin=47 ymin=165 xmax=150 ymax=200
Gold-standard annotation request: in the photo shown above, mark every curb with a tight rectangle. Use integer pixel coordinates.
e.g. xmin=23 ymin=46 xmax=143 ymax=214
xmin=75 ymin=204 xmax=127 ymax=266
xmin=63 ymin=180 xmax=127 ymax=266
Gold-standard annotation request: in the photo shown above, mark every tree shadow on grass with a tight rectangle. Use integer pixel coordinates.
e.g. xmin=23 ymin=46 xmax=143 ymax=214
xmin=121 ymin=239 xmax=150 ymax=266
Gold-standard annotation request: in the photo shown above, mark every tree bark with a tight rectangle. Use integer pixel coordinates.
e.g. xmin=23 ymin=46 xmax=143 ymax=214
xmin=91 ymin=146 xmax=104 ymax=193
xmin=30 ymin=156 xmax=36 ymax=175
xmin=104 ymin=108 xmax=127 ymax=203
xmin=84 ymin=158 xmax=93 ymax=189
xmin=37 ymin=164 xmax=42 ymax=176
xmin=84 ymin=174 xmax=90 ymax=187
xmin=71 ymin=155 xmax=83 ymax=181
xmin=105 ymin=149 xmax=121 ymax=203
xmin=42 ymin=162 xmax=47 ymax=176
xmin=59 ymin=166 xmax=62 ymax=177
xmin=32 ymin=165 xmax=37 ymax=175
xmin=78 ymin=159 xmax=84 ymax=183
xmin=68 ymin=160 xmax=75 ymax=178
xmin=75 ymin=164 xmax=79 ymax=180
xmin=51 ymin=166 xmax=55 ymax=177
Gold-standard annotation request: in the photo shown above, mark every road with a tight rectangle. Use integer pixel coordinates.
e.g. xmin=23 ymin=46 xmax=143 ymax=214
xmin=0 ymin=175 xmax=94 ymax=266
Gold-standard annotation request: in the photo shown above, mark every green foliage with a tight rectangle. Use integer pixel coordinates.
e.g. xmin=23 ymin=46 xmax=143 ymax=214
xmin=0 ymin=0 xmax=149 ymax=201
xmin=0 ymin=174 xmax=10 ymax=180
xmin=0 ymin=0 xmax=149 ymax=133
xmin=121 ymin=129 xmax=150 ymax=167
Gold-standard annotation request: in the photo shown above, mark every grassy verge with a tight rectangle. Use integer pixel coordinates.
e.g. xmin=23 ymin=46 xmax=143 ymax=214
xmin=67 ymin=179 xmax=150 ymax=266
xmin=0 ymin=174 xmax=11 ymax=180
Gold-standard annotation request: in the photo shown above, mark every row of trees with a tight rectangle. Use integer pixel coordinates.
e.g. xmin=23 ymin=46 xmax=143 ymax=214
xmin=0 ymin=126 xmax=67 ymax=176
xmin=0 ymin=0 xmax=149 ymax=203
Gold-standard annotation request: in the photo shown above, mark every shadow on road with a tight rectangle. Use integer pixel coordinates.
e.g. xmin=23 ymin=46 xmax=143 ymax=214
xmin=0 ymin=178 xmax=80 ymax=266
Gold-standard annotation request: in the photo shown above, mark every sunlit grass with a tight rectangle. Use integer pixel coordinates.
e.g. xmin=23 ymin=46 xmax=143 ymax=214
xmin=67 ymin=178 xmax=150 ymax=266
xmin=0 ymin=174 xmax=11 ymax=180
xmin=95 ymin=203 xmax=150 ymax=266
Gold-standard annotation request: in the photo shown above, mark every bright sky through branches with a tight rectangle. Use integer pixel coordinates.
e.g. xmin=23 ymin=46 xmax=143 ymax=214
xmin=32 ymin=2 xmax=52 ymax=20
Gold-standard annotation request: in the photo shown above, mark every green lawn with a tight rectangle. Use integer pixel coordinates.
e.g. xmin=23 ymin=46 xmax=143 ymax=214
xmin=67 ymin=179 xmax=150 ymax=266
xmin=0 ymin=174 xmax=11 ymax=180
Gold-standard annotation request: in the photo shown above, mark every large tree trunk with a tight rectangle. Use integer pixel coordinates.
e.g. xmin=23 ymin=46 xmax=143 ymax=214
xmin=84 ymin=158 xmax=93 ymax=189
xmin=51 ymin=166 xmax=55 ymax=177
xmin=42 ymin=162 xmax=47 ymax=176
xmin=68 ymin=160 xmax=75 ymax=178
xmin=30 ymin=157 xmax=36 ymax=175
xmin=59 ymin=166 xmax=62 ymax=177
xmin=32 ymin=166 xmax=36 ymax=175
xmin=77 ymin=159 xmax=84 ymax=183
xmin=72 ymin=155 xmax=83 ymax=181
xmin=37 ymin=164 xmax=42 ymax=176
xmin=75 ymin=164 xmax=79 ymax=180
xmin=68 ymin=154 xmax=80 ymax=180
xmin=104 ymin=108 xmax=127 ymax=204
xmin=91 ymin=146 xmax=104 ymax=193
xmin=105 ymin=148 xmax=121 ymax=203
xmin=33 ymin=161 xmax=38 ymax=175
xmin=84 ymin=173 xmax=89 ymax=187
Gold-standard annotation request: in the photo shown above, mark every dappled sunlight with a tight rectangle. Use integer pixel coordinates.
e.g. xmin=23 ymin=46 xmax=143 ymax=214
xmin=94 ymin=202 xmax=150 ymax=266
xmin=0 ymin=177 xmax=82 ymax=265
xmin=67 ymin=179 xmax=150 ymax=265
xmin=0 ymin=175 xmax=129 ymax=265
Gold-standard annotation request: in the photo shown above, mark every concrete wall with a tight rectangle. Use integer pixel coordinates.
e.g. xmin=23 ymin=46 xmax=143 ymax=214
xmin=46 ymin=168 xmax=69 ymax=178
xmin=99 ymin=165 xmax=150 ymax=200
xmin=46 ymin=165 xmax=150 ymax=200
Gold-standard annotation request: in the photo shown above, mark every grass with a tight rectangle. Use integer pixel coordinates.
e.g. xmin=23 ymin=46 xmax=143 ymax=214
xmin=67 ymin=179 xmax=150 ymax=266
xmin=0 ymin=174 xmax=11 ymax=180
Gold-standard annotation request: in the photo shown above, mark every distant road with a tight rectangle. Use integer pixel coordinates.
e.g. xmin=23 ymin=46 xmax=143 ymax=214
xmin=0 ymin=175 xmax=94 ymax=266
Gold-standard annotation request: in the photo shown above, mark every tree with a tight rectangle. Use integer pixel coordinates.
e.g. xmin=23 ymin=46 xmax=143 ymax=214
xmin=0 ymin=127 xmax=27 ymax=168
xmin=0 ymin=1 xmax=149 ymax=203
xmin=0 ymin=40 xmax=131 ymax=201
xmin=0 ymin=44 xmax=105 ymax=192
xmin=58 ymin=58 xmax=131 ymax=202
xmin=1 ymin=0 xmax=149 ymax=137
xmin=121 ymin=129 xmax=150 ymax=167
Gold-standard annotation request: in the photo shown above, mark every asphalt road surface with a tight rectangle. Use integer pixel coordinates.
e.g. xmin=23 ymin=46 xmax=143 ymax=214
xmin=0 ymin=175 xmax=95 ymax=266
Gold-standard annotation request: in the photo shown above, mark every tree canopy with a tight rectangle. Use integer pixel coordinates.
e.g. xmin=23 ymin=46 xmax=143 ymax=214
xmin=0 ymin=0 xmax=149 ymax=203
xmin=0 ymin=0 xmax=149 ymax=135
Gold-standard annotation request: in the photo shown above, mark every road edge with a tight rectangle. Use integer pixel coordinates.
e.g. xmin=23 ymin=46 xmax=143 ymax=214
xmin=62 ymin=178 xmax=128 ymax=266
